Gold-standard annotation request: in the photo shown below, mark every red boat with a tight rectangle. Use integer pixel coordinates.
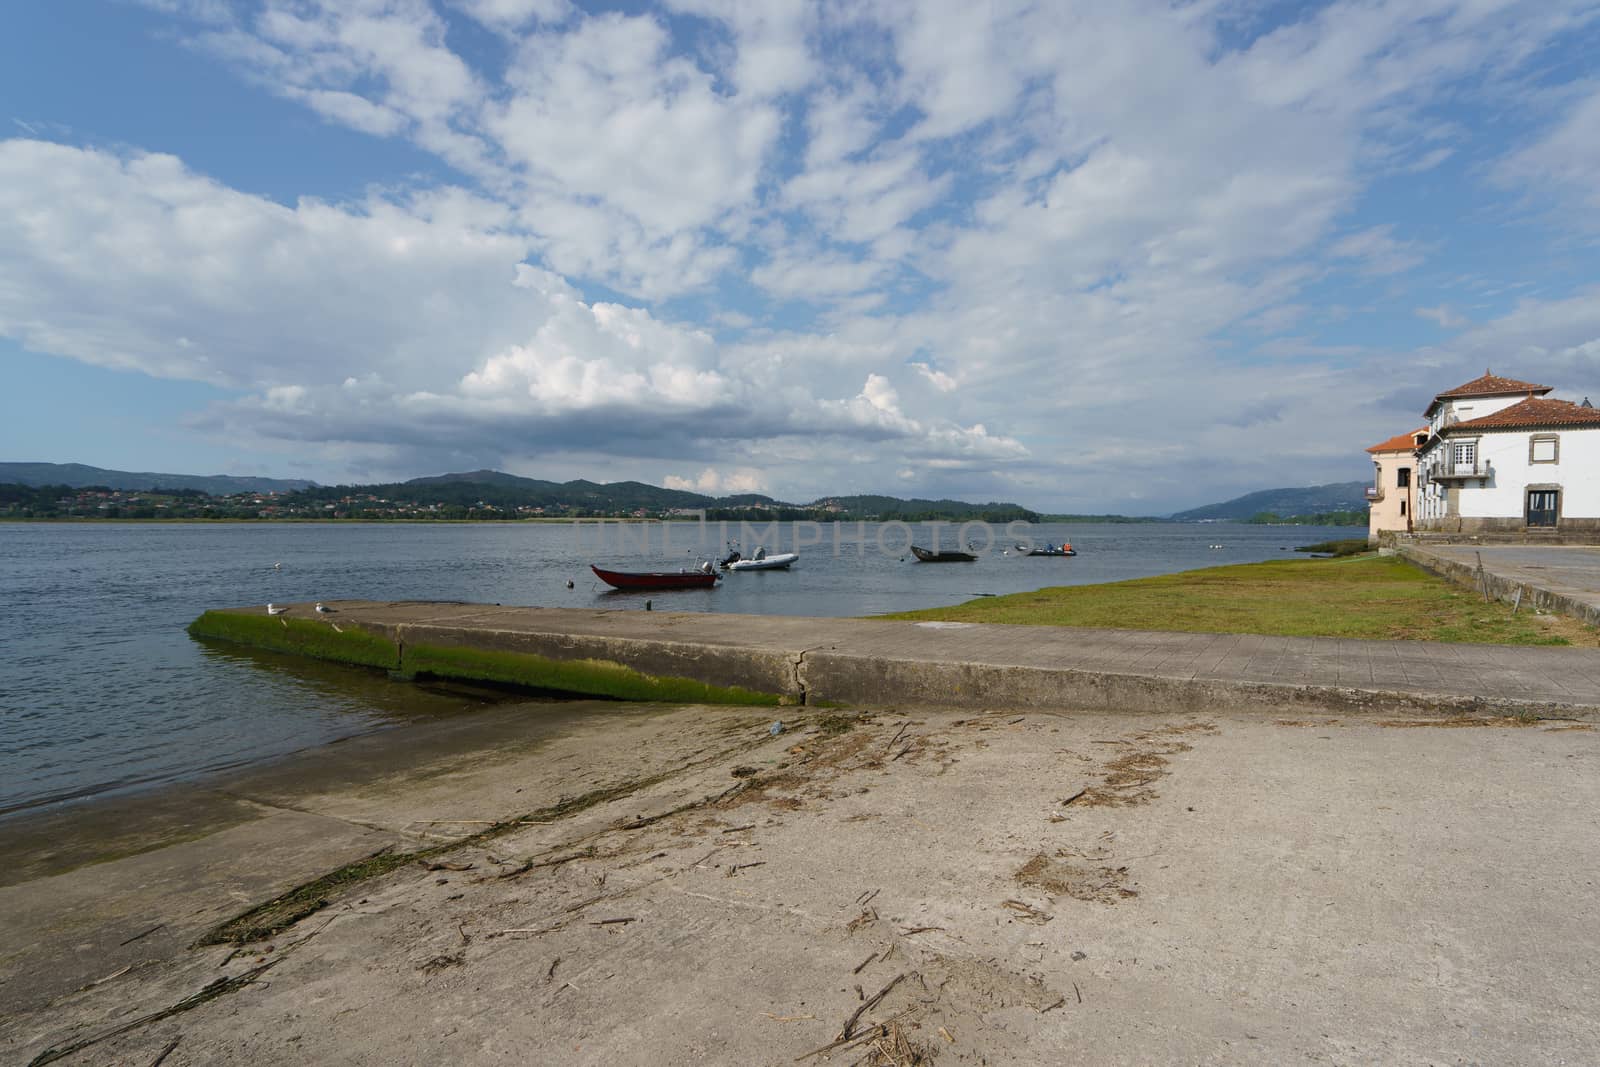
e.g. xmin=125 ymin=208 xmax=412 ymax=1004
xmin=591 ymin=565 xmax=720 ymax=590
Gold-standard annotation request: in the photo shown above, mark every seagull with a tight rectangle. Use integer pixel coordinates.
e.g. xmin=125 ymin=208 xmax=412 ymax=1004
xmin=267 ymin=603 xmax=287 ymax=615
xmin=315 ymin=602 xmax=332 ymax=613
xmin=273 ymin=562 xmax=282 ymax=570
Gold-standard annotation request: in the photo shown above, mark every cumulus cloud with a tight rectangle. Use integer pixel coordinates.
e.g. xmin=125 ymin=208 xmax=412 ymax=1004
xmin=663 ymin=467 xmax=767 ymax=494
xmin=10 ymin=0 xmax=1600 ymax=509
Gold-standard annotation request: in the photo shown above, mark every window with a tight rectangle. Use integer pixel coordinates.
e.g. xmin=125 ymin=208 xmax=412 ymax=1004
xmin=1451 ymin=440 xmax=1476 ymax=472
xmin=1400 ymin=500 xmax=1407 ymax=516
xmin=1397 ymin=467 xmax=1411 ymax=488
xmin=1530 ymin=435 xmax=1558 ymax=464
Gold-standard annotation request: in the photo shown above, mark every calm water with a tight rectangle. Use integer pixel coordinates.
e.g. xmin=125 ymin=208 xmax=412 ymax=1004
xmin=0 ymin=520 xmax=1359 ymax=817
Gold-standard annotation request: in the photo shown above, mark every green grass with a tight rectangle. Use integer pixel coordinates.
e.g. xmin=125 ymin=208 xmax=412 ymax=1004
xmin=1294 ymin=538 xmax=1371 ymax=557
xmin=883 ymin=555 xmax=1588 ymax=645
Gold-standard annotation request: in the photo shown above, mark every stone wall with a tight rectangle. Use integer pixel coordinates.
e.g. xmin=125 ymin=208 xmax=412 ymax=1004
xmin=1411 ymin=516 xmax=1600 ymax=543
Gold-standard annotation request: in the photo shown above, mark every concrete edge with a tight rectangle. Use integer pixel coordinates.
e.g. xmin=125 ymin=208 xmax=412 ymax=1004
xmin=799 ymin=651 xmax=1599 ymax=721
xmin=1398 ymin=546 xmax=1600 ymax=627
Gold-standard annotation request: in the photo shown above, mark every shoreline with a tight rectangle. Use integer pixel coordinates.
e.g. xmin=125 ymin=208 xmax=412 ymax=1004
xmin=0 ymin=696 xmax=631 ymax=884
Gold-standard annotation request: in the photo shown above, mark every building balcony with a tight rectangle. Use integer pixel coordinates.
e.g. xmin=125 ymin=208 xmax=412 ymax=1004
xmin=1364 ymin=486 xmax=1384 ymax=502
xmin=1429 ymin=461 xmax=1490 ymax=482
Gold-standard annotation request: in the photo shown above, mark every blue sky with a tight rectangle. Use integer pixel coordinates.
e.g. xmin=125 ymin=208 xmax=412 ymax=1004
xmin=3 ymin=0 xmax=1599 ymax=512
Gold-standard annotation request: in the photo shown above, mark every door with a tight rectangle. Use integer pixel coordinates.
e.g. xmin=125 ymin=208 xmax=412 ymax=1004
xmin=1527 ymin=490 xmax=1558 ymax=527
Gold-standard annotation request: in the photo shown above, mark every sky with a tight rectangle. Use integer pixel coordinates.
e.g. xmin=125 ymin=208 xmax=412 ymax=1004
xmin=2 ymin=0 xmax=1599 ymax=514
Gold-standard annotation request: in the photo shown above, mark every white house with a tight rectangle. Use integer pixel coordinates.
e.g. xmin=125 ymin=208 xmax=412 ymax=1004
xmin=1412 ymin=371 xmax=1600 ymax=537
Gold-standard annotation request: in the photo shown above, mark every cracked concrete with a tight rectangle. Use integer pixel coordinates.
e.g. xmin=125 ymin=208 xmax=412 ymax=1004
xmin=5 ymin=701 xmax=1599 ymax=1065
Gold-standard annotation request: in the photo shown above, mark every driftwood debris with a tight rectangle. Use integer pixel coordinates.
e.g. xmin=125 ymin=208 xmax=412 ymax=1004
xmin=27 ymin=960 xmax=280 ymax=1066
xmin=148 ymin=1036 xmax=182 ymax=1067
xmin=119 ymin=924 xmax=165 ymax=947
xmin=840 ymin=972 xmax=910 ymax=1040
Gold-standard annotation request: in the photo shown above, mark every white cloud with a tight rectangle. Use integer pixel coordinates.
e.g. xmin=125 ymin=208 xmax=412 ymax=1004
xmin=1329 ymin=225 xmax=1426 ymax=275
xmin=663 ymin=467 xmax=767 ymax=494
xmin=911 ymin=362 xmax=957 ymax=392
xmin=453 ymin=0 xmax=571 ymax=31
xmin=11 ymin=0 xmax=1600 ymax=509
xmin=1415 ymin=304 xmax=1468 ymax=329
xmin=1496 ymin=85 xmax=1600 ymax=219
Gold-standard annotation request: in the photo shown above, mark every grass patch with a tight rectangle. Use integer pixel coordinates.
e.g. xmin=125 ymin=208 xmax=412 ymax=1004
xmin=883 ymin=556 xmax=1591 ymax=645
xmin=188 ymin=610 xmax=399 ymax=669
xmin=401 ymin=642 xmax=783 ymax=706
xmin=1295 ymin=538 xmax=1371 ymax=557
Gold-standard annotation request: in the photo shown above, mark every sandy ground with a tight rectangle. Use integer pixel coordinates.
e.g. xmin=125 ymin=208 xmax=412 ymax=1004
xmin=3 ymin=701 xmax=1598 ymax=1066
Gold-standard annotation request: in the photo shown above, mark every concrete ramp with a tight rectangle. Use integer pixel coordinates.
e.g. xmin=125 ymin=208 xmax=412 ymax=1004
xmin=190 ymin=602 xmax=1600 ymax=719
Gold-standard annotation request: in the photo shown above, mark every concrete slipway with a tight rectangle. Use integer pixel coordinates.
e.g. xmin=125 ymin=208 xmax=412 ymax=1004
xmin=191 ymin=600 xmax=1600 ymax=719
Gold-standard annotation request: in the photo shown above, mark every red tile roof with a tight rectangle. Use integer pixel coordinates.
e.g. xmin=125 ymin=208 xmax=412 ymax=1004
xmin=1365 ymin=427 xmax=1430 ymax=454
xmin=1426 ymin=371 xmax=1550 ymax=415
xmin=1449 ymin=396 xmax=1600 ymax=431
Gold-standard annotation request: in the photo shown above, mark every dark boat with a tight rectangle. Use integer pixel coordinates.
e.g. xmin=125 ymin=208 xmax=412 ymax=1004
xmin=1016 ymin=543 xmax=1077 ymax=557
xmin=591 ymin=565 xmax=720 ymax=590
xmin=910 ymin=545 xmax=977 ymax=563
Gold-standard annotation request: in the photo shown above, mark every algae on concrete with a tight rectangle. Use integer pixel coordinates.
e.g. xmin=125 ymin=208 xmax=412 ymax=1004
xmin=188 ymin=611 xmax=399 ymax=669
xmin=187 ymin=610 xmax=786 ymax=706
xmin=400 ymin=642 xmax=784 ymax=706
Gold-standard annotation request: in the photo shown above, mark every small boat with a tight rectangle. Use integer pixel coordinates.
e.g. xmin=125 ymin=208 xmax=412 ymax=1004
xmin=717 ymin=541 xmax=743 ymax=569
xmin=910 ymin=545 xmax=977 ymax=563
xmin=1016 ymin=543 xmax=1076 ymax=557
xmin=726 ymin=547 xmax=798 ymax=571
xmin=591 ymin=565 xmax=720 ymax=590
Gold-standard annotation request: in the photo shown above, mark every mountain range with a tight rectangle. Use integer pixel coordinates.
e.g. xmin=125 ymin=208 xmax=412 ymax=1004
xmin=3 ymin=462 xmax=1370 ymax=520
xmin=0 ymin=462 xmax=315 ymax=495
xmin=1168 ymin=482 xmax=1370 ymax=521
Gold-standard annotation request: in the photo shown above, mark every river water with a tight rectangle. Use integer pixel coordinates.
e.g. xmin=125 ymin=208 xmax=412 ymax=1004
xmin=0 ymin=520 xmax=1359 ymax=817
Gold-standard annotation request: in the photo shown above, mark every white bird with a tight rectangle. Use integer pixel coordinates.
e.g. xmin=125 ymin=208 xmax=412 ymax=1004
xmin=273 ymin=562 xmax=282 ymax=570
xmin=267 ymin=603 xmax=287 ymax=615
xmin=315 ymin=602 xmax=331 ymax=613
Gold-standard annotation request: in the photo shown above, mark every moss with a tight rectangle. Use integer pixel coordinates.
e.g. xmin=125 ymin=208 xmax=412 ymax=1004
xmin=188 ymin=612 xmax=786 ymax=704
xmin=401 ymin=642 xmax=783 ymax=706
xmin=187 ymin=610 xmax=399 ymax=669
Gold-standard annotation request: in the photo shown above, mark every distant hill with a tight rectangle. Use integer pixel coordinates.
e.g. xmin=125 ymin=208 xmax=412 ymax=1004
xmin=809 ymin=494 xmax=1040 ymax=522
xmin=0 ymin=462 xmax=315 ymax=495
xmin=1170 ymin=481 xmax=1369 ymax=522
xmin=2 ymin=464 xmax=1040 ymax=520
xmin=286 ymin=473 xmax=1038 ymax=520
